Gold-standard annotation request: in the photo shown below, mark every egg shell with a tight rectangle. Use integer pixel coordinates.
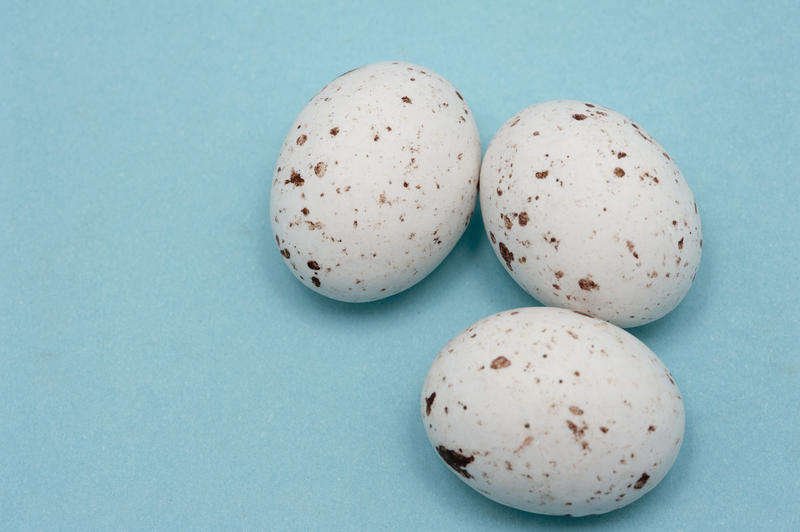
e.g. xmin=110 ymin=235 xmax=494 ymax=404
xmin=480 ymin=100 xmax=702 ymax=327
xmin=270 ymin=62 xmax=481 ymax=302
xmin=421 ymin=307 xmax=685 ymax=517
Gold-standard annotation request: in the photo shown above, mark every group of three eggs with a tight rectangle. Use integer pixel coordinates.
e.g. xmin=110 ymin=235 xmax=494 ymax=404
xmin=270 ymin=62 xmax=701 ymax=517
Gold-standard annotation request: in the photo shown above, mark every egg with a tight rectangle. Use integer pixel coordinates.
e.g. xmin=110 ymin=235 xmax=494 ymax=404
xmin=270 ymin=62 xmax=481 ymax=302
xmin=421 ymin=307 xmax=684 ymax=516
xmin=480 ymin=101 xmax=702 ymax=327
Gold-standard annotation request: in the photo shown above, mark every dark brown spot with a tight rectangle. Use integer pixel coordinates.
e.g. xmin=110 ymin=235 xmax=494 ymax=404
xmin=572 ymin=114 xmax=587 ymax=120
xmin=496 ymin=188 xmax=503 ymax=196
xmin=573 ymin=310 xmax=593 ymax=318
xmin=455 ymin=90 xmax=463 ymax=101
xmin=634 ymin=473 xmax=650 ymax=489
xmin=280 ymin=248 xmax=290 ymax=259
xmin=307 ymin=260 xmax=320 ymax=270
xmin=648 ymin=425 xmax=656 ymax=432
xmin=578 ymin=278 xmax=599 ymax=291
xmin=614 ymin=167 xmax=625 ymax=177
xmin=678 ymin=237 xmax=684 ymax=250
xmin=535 ymin=170 xmax=549 ymax=179
xmin=510 ymin=117 xmax=521 ymax=127
xmin=555 ymin=270 xmax=564 ymax=279
xmin=311 ymin=276 xmax=320 ymax=287
xmin=425 ymin=392 xmax=436 ymax=416
xmin=524 ymin=423 xmax=530 ymax=428
xmin=672 ymin=220 xmax=678 ymax=226
xmin=300 ymin=207 xmax=309 ymax=216
xmin=569 ymin=406 xmax=584 ymax=416
xmin=436 ymin=446 xmax=474 ymax=479
xmin=505 ymin=460 xmax=513 ymax=471
xmin=498 ymin=242 xmax=514 ymax=271
xmin=491 ymin=356 xmax=511 ymax=369
xmin=296 ymin=134 xmax=307 ymax=146
xmin=552 ymin=284 xmax=560 ymax=290
xmin=329 ymin=127 xmax=339 ymax=136
xmin=574 ymin=371 xmax=580 ymax=376
xmin=275 ymin=235 xmax=280 ymax=247
xmin=503 ymin=214 xmax=513 ymax=229
xmin=373 ymin=133 xmax=380 ymax=141
xmin=401 ymin=96 xmax=412 ymax=104
xmin=600 ymin=427 xmax=609 ymax=433
xmin=286 ymin=170 xmax=304 ymax=186
xmin=585 ymin=103 xmax=595 ymax=108
xmin=617 ymin=152 xmax=627 ymax=159
xmin=518 ymin=212 xmax=529 ymax=226
xmin=663 ymin=151 xmax=671 ymax=160
xmin=403 ymin=181 xmax=409 ymax=188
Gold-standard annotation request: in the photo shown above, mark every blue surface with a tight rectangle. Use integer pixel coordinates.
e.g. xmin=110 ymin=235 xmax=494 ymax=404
xmin=2 ymin=1 xmax=798 ymax=530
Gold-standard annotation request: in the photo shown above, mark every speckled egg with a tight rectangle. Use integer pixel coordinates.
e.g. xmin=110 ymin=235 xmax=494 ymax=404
xmin=480 ymin=101 xmax=702 ymax=327
xmin=421 ymin=307 xmax=684 ymax=517
xmin=270 ymin=62 xmax=481 ymax=302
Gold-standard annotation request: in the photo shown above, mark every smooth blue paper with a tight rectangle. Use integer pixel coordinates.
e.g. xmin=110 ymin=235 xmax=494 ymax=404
xmin=1 ymin=1 xmax=798 ymax=530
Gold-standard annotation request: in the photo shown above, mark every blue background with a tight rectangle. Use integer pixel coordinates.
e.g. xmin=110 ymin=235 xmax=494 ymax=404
xmin=2 ymin=1 xmax=798 ymax=530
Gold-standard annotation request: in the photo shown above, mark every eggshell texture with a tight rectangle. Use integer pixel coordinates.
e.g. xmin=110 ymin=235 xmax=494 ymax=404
xmin=270 ymin=62 xmax=481 ymax=302
xmin=480 ymin=101 xmax=702 ymax=327
xmin=421 ymin=307 xmax=684 ymax=517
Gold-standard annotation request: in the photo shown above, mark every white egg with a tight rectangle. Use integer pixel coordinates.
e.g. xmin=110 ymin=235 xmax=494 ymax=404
xmin=270 ymin=62 xmax=481 ymax=302
xmin=480 ymin=101 xmax=702 ymax=327
xmin=421 ymin=307 xmax=684 ymax=517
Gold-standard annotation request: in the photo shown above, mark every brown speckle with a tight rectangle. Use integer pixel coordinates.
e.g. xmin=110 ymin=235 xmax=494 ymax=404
xmin=329 ymin=127 xmax=339 ymax=136
xmin=555 ymin=270 xmax=564 ymax=279
xmin=300 ymin=207 xmax=309 ymax=216
xmin=510 ymin=117 xmax=521 ymax=127
xmin=296 ymin=134 xmax=307 ymax=146
xmin=455 ymin=90 xmax=463 ymax=101
xmin=496 ymin=188 xmax=503 ymax=196
xmin=626 ymin=240 xmax=639 ymax=259
xmin=678 ymin=237 xmax=684 ymax=250
xmin=489 ymin=231 xmax=496 ymax=244
xmin=600 ymin=427 xmax=609 ymax=433
xmin=569 ymin=406 xmax=584 ymax=416
xmin=648 ymin=425 xmax=656 ymax=432
xmin=436 ymin=446 xmax=474 ymax=479
xmin=491 ymin=356 xmax=511 ymax=369
xmin=514 ymin=436 xmax=534 ymax=453
xmin=578 ymin=278 xmax=599 ymax=291
xmin=505 ymin=461 xmax=513 ymax=471
xmin=286 ymin=170 xmax=304 ymax=186
xmin=401 ymin=96 xmax=412 ymax=104
xmin=533 ymin=131 xmax=540 ymax=136
xmin=535 ymin=170 xmax=549 ymax=179
xmin=503 ymin=214 xmax=513 ymax=229
xmin=311 ymin=276 xmax=320 ymax=287
xmin=498 ymin=242 xmax=514 ymax=271
xmin=634 ymin=473 xmax=650 ymax=489
xmin=518 ymin=212 xmax=529 ymax=226
xmin=280 ymin=248 xmax=290 ymax=259
xmin=373 ymin=133 xmax=380 ymax=141
xmin=307 ymin=260 xmax=320 ymax=270
xmin=425 ymin=392 xmax=436 ymax=416
xmin=567 ymin=330 xmax=579 ymax=340
xmin=566 ymin=420 xmax=586 ymax=438
xmin=617 ymin=152 xmax=627 ymax=159
xmin=614 ymin=167 xmax=625 ymax=177
xmin=572 ymin=114 xmax=587 ymax=121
